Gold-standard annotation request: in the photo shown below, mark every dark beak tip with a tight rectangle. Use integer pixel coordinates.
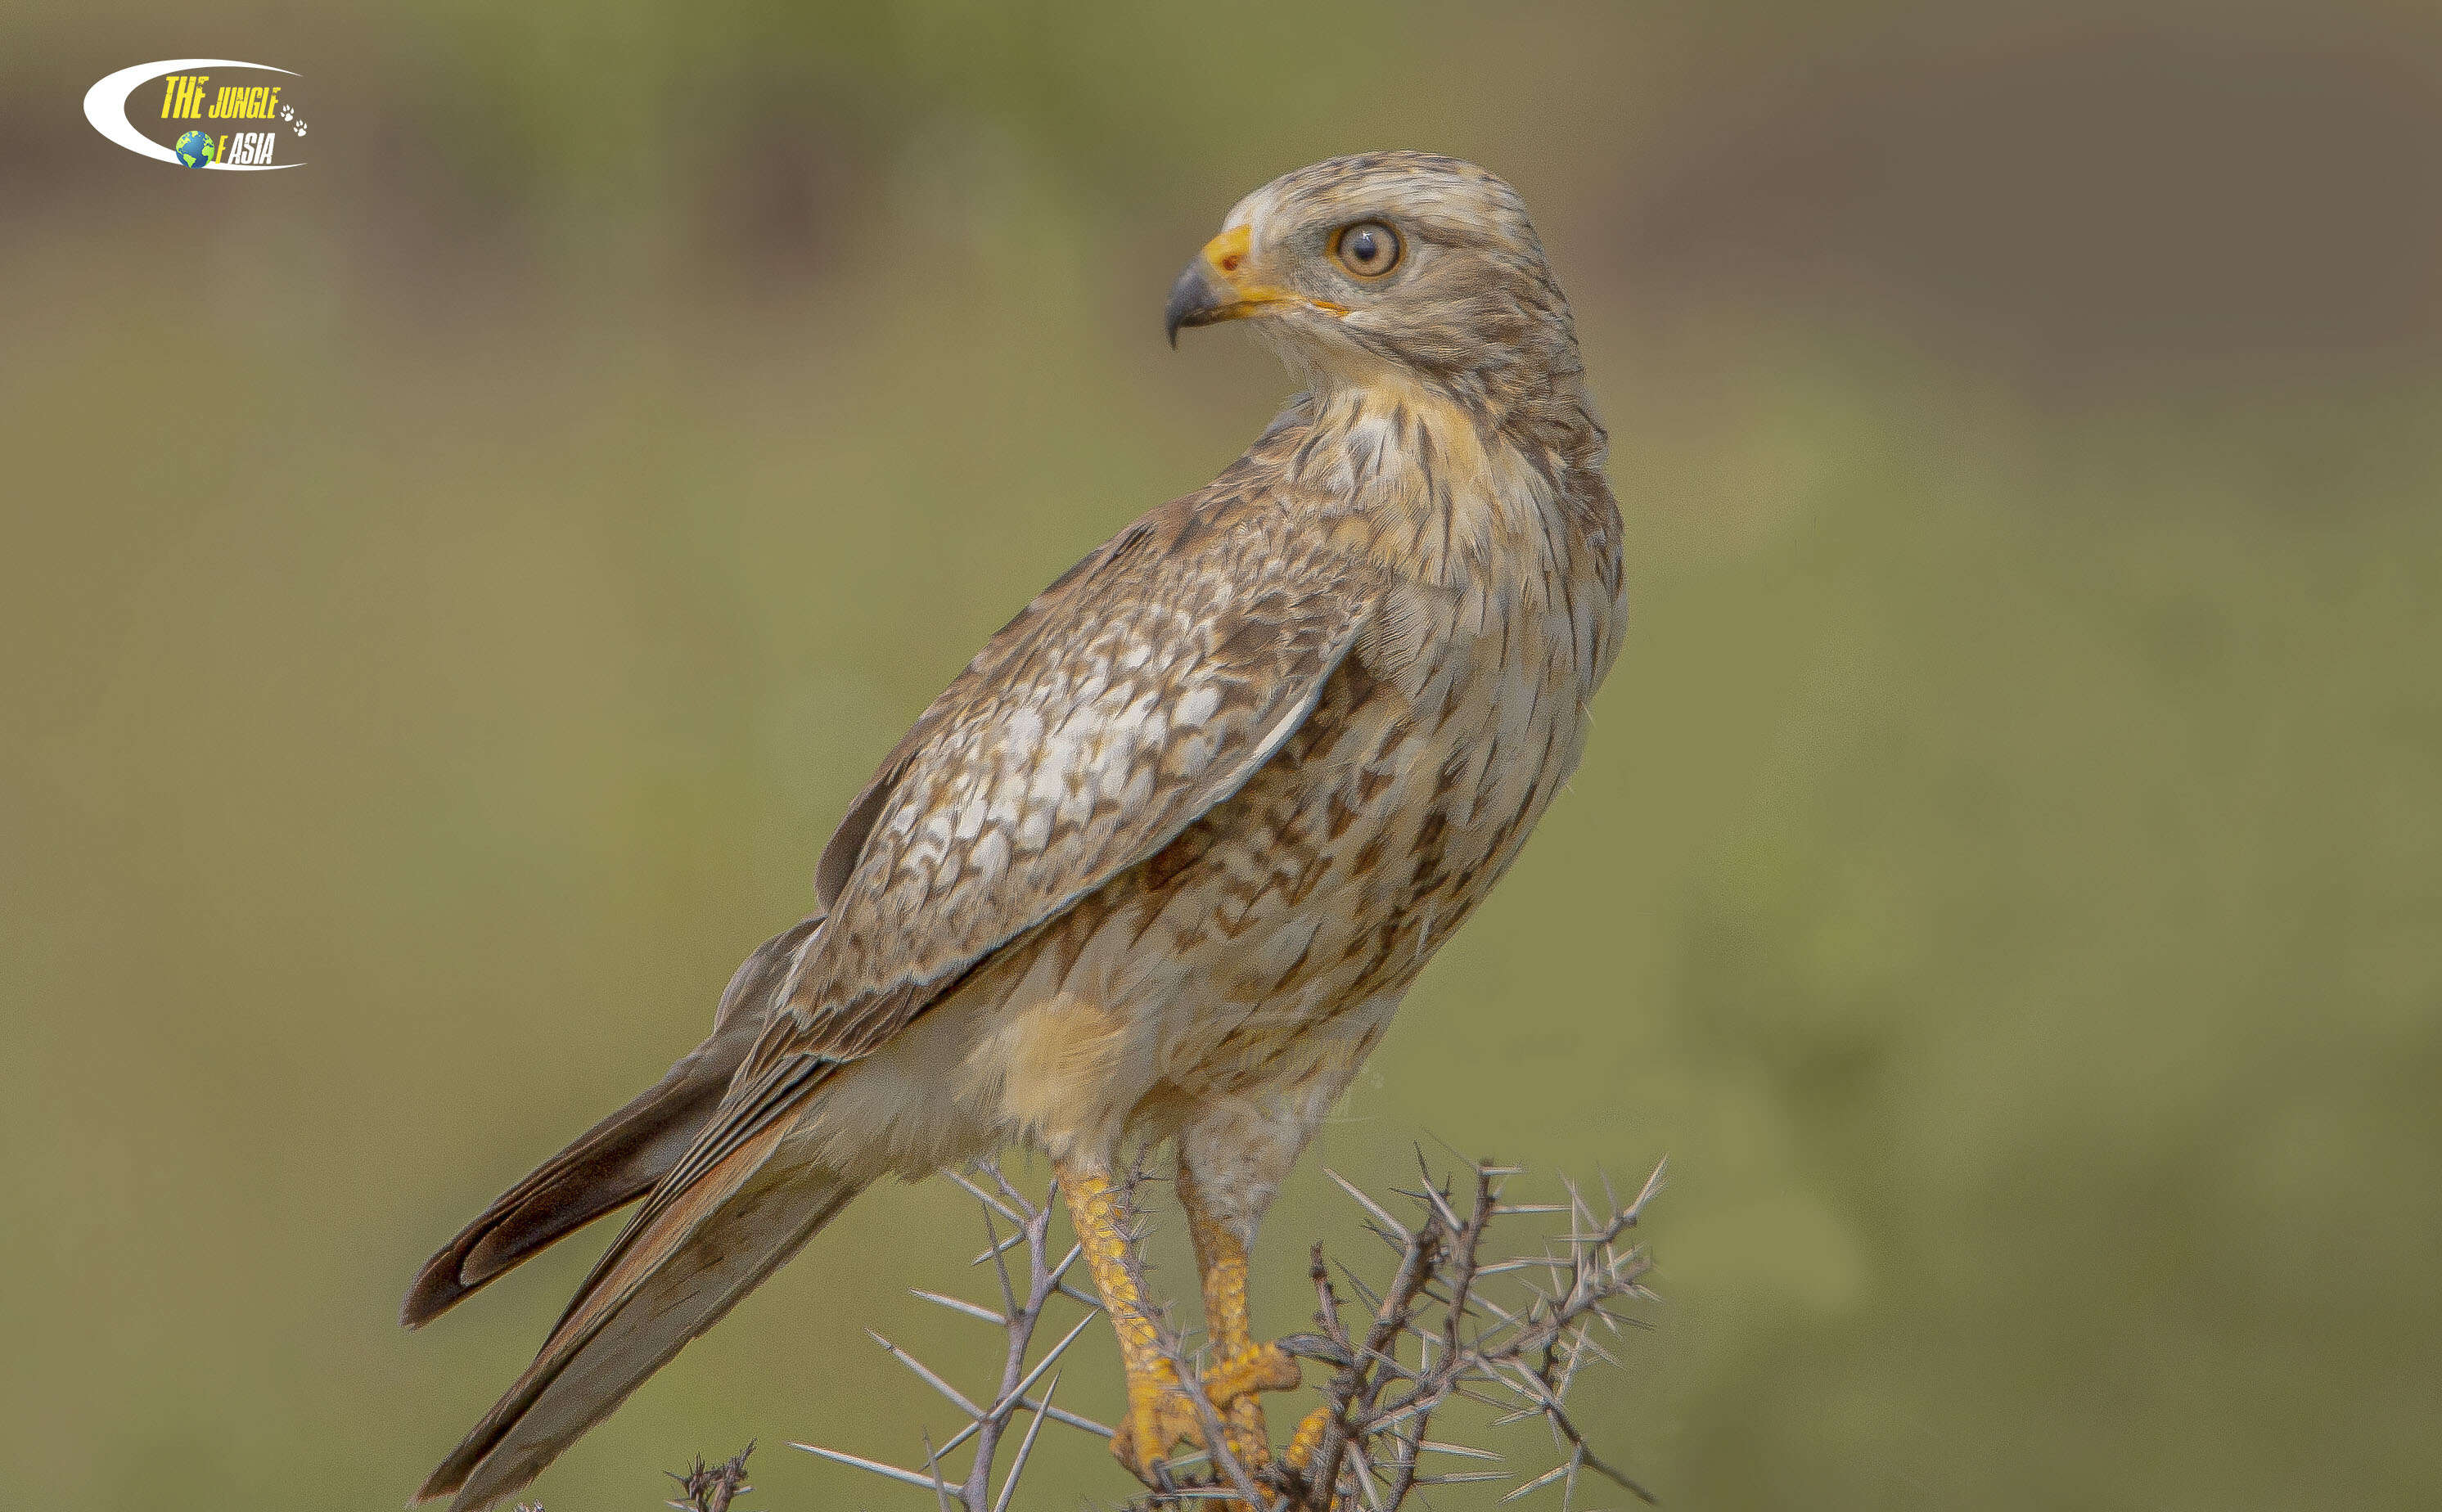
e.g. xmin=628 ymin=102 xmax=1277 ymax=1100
xmin=1164 ymin=261 xmax=1220 ymax=351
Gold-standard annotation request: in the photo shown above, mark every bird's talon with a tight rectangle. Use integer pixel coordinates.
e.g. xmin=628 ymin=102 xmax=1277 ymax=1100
xmin=1285 ymin=1403 xmax=1335 ymax=1476
xmin=1111 ymin=1375 xmax=1210 ymax=1487
xmin=1205 ymin=1339 xmax=1304 ymax=1406
xmin=1107 ymin=1345 xmax=1303 ymax=1489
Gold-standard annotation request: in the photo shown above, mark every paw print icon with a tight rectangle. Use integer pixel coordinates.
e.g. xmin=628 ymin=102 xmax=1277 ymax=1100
xmin=294 ymin=120 xmax=308 ymax=137
xmin=280 ymin=104 xmax=293 ymax=120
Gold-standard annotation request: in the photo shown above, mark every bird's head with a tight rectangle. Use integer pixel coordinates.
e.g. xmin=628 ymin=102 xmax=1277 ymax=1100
xmin=1165 ymin=151 xmax=1586 ymax=419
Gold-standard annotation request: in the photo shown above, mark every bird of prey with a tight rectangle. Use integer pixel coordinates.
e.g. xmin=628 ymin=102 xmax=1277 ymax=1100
xmin=404 ymin=151 xmax=1624 ymax=1511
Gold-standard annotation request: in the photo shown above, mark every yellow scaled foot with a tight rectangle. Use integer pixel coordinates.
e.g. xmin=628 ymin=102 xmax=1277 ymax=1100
xmin=1204 ymin=1339 xmax=1304 ymax=1404
xmin=1285 ymin=1402 xmax=1332 ymax=1475
xmin=1178 ymin=1159 xmax=1310 ymax=1482
xmin=1202 ymin=1339 xmax=1304 ymax=1474
xmin=1057 ymin=1160 xmax=1314 ymax=1495
xmin=1109 ymin=1362 xmax=1205 ymax=1483
xmin=1105 ymin=1340 xmax=1304 ymax=1482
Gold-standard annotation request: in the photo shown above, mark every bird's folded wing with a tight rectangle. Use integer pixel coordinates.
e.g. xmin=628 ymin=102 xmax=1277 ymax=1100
xmin=779 ymin=497 xmax=1379 ymax=1066
xmin=571 ymin=491 xmax=1377 ymax=1305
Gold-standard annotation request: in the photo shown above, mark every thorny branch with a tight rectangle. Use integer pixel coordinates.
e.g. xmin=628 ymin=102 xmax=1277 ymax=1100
xmin=794 ymin=1160 xmax=1111 ymax=1512
xmin=790 ymin=1153 xmax=1662 ymax=1511
xmin=1268 ymin=1156 xmax=1664 ymax=1512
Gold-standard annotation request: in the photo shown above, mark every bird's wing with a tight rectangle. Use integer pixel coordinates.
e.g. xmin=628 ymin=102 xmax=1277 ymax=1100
xmin=812 ymin=516 xmax=1133 ymax=910
xmin=803 ymin=498 xmax=1375 ymax=1051
xmin=417 ymin=484 xmax=1379 ymax=1509
xmin=618 ymin=488 xmax=1376 ymax=1253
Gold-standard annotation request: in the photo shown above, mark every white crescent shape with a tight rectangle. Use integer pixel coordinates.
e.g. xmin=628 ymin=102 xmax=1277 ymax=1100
xmin=83 ymin=59 xmax=305 ymax=171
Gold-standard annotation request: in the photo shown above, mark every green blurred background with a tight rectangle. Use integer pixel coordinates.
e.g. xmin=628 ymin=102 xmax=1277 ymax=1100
xmin=6 ymin=2 xmax=2440 ymax=1508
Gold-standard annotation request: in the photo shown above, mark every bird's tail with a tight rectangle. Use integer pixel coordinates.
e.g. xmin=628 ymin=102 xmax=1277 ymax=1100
xmin=412 ymin=1125 xmax=861 ymax=1512
xmin=402 ymin=916 xmax=822 ymax=1329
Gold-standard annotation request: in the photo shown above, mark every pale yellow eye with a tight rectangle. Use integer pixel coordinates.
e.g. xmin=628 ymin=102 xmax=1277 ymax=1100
xmin=1333 ymin=221 xmax=1402 ymax=279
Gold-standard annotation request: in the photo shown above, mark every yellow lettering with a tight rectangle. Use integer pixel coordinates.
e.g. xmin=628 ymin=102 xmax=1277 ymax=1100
xmin=217 ymin=134 xmax=228 ymax=162
xmin=267 ymin=87 xmax=281 ymax=119
xmin=161 ymin=76 xmax=178 ymax=118
xmin=250 ymin=86 xmax=268 ymax=118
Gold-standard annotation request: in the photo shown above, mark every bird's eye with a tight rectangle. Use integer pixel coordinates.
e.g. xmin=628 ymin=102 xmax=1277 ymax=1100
xmin=1333 ymin=221 xmax=1403 ymax=279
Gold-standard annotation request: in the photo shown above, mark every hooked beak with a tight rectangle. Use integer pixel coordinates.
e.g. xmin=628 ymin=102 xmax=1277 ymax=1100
xmin=1164 ymin=225 xmax=1344 ymax=348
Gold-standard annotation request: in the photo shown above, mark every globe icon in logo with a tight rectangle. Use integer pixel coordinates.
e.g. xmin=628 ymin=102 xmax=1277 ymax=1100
xmin=173 ymin=128 xmax=215 ymax=168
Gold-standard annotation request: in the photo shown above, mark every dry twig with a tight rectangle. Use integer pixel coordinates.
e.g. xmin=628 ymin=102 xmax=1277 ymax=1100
xmin=665 ymin=1442 xmax=756 ymax=1512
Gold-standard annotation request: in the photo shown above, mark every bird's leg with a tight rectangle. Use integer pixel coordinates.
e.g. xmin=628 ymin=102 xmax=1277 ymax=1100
xmin=1056 ymin=1163 xmax=1207 ymax=1487
xmin=1179 ymin=1158 xmax=1304 ymax=1475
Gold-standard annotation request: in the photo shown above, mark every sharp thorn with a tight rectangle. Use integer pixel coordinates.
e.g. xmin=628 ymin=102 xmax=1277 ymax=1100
xmin=1326 ymin=1168 xmax=1412 ymax=1240
xmin=793 ymin=1442 xmax=949 ymax=1492
xmin=1417 ymin=1440 xmax=1504 ymax=1460
xmin=944 ymin=1167 xmax=1025 ymax=1224
xmin=1501 ymin=1460 xmax=1574 ymax=1503
xmin=909 ymin=1288 xmax=1007 ymax=1326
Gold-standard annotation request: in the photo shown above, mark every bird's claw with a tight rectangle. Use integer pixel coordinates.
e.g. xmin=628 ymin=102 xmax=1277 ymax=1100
xmin=1111 ymin=1343 xmax=1306 ymax=1488
xmin=1204 ymin=1339 xmax=1304 ymax=1403
xmin=1111 ymin=1371 xmax=1208 ymax=1486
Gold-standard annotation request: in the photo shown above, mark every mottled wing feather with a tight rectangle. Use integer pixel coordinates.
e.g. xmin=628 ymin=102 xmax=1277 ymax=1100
xmin=774 ymin=493 xmax=1375 ymax=1067
xmin=813 ymin=521 xmax=1129 ymax=910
